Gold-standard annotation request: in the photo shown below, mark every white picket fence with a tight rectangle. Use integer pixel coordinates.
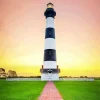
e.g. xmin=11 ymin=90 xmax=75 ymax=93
xmin=59 ymin=78 xmax=94 ymax=81
xmin=6 ymin=77 xmax=94 ymax=81
xmin=6 ymin=78 xmax=41 ymax=81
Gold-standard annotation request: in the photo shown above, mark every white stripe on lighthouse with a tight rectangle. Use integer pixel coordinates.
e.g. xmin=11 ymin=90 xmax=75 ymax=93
xmin=43 ymin=61 xmax=57 ymax=69
xmin=44 ymin=38 xmax=56 ymax=50
xmin=46 ymin=17 xmax=54 ymax=28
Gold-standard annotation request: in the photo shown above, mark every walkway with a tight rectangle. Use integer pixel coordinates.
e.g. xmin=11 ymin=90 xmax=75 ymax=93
xmin=38 ymin=81 xmax=63 ymax=100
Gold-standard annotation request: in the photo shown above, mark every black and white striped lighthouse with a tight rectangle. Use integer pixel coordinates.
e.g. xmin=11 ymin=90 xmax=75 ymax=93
xmin=40 ymin=3 xmax=60 ymax=81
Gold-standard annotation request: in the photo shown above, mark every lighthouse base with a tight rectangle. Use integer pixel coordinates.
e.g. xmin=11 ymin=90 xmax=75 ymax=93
xmin=41 ymin=73 xmax=59 ymax=81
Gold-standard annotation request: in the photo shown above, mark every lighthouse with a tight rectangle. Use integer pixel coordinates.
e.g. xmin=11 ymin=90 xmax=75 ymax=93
xmin=40 ymin=3 xmax=60 ymax=81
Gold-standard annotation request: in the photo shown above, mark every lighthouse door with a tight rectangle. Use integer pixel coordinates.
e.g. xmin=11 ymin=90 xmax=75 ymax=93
xmin=48 ymin=73 xmax=52 ymax=81
xmin=47 ymin=69 xmax=52 ymax=81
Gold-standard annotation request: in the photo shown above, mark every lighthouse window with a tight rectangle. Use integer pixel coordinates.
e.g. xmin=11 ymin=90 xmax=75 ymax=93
xmin=48 ymin=50 xmax=52 ymax=55
xmin=49 ymin=30 xmax=52 ymax=35
xmin=49 ymin=32 xmax=51 ymax=36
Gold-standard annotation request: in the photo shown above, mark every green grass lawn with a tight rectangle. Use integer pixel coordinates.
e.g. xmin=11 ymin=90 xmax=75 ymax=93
xmin=0 ymin=79 xmax=100 ymax=100
xmin=0 ymin=79 xmax=46 ymax=100
xmin=54 ymin=80 xmax=100 ymax=100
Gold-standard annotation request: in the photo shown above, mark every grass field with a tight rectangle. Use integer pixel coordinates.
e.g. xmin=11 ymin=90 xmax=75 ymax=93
xmin=0 ymin=79 xmax=100 ymax=100
xmin=0 ymin=79 xmax=46 ymax=100
xmin=54 ymin=80 xmax=100 ymax=100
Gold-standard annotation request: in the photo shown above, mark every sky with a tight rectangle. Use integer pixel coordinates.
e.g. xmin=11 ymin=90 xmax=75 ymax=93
xmin=0 ymin=0 xmax=100 ymax=77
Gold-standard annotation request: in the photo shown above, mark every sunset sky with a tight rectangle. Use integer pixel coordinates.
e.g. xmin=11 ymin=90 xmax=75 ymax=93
xmin=0 ymin=0 xmax=100 ymax=76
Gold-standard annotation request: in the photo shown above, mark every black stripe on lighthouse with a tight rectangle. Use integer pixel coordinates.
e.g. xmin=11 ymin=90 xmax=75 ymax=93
xmin=44 ymin=49 xmax=56 ymax=61
xmin=45 ymin=28 xmax=55 ymax=39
